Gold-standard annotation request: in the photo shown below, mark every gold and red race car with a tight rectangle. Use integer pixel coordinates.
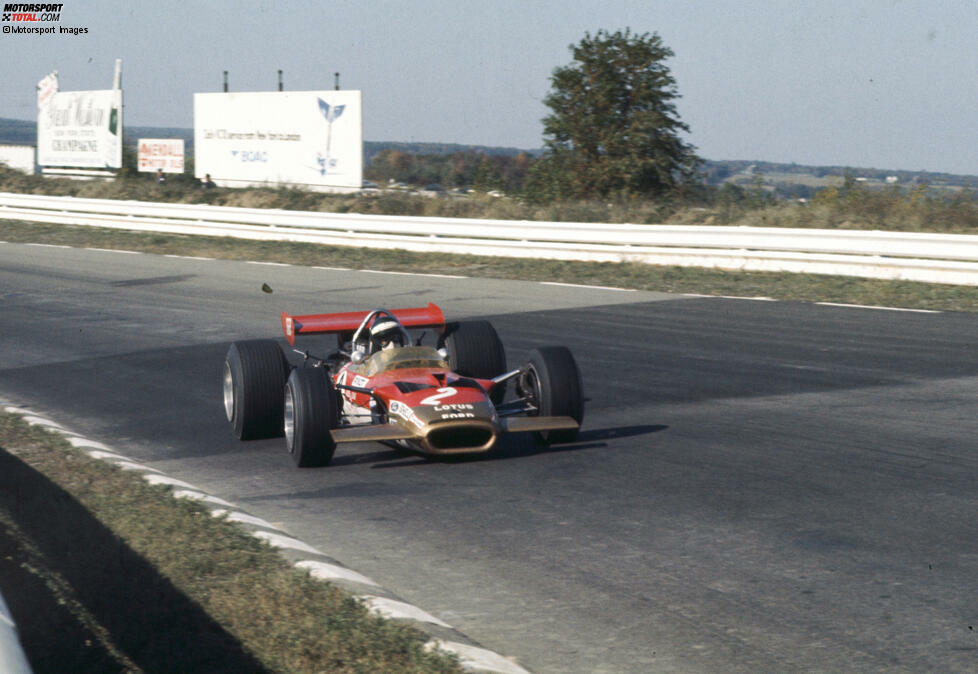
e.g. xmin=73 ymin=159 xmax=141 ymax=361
xmin=223 ymin=303 xmax=584 ymax=467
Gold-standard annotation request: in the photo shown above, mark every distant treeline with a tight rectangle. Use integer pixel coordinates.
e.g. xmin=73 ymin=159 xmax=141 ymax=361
xmin=702 ymin=160 xmax=978 ymax=190
xmin=2 ymin=116 xmax=976 ymax=193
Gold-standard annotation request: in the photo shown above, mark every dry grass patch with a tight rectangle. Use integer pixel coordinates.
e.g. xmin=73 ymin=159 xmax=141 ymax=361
xmin=0 ymin=411 xmax=462 ymax=673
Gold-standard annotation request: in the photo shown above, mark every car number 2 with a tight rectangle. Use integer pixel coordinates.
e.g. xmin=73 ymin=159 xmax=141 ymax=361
xmin=420 ymin=387 xmax=457 ymax=405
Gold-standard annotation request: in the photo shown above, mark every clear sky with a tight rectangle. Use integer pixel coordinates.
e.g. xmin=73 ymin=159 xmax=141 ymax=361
xmin=2 ymin=0 xmax=975 ymax=174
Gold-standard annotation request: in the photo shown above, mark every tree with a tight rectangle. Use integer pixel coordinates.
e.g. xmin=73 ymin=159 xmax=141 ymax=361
xmin=538 ymin=29 xmax=701 ymax=199
xmin=473 ymin=156 xmax=504 ymax=193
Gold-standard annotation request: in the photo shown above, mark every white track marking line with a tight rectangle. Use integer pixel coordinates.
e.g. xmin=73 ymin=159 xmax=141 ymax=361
xmin=85 ymin=248 xmax=142 ymax=254
xmin=25 ymin=243 xmax=72 ymax=248
xmin=164 ymin=254 xmax=214 ymax=260
xmin=540 ymin=281 xmax=636 ymax=292
xmin=716 ymin=295 xmax=777 ymax=301
xmin=246 ymin=261 xmax=291 ymax=267
xmin=358 ymin=269 xmax=468 ymax=279
xmin=816 ymin=302 xmax=941 ymax=314
xmin=682 ymin=293 xmax=777 ymax=301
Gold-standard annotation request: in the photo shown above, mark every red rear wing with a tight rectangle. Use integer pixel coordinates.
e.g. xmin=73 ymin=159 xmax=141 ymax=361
xmin=281 ymin=302 xmax=446 ymax=345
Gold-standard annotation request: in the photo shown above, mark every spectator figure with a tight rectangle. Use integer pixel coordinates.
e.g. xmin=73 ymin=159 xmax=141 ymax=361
xmin=201 ymin=173 xmax=216 ymax=189
xmin=156 ymin=168 xmax=166 ymax=185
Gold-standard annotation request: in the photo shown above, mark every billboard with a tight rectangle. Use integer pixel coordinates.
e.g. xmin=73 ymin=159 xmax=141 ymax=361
xmin=37 ymin=89 xmax=123 ymax=169
xmin=0 ymin=145 xmax=35 ymax=174
xmin=194 ymin=91 xmax=362 ymax=190
xmin=138 ymin=139 xmax=184 ymax=173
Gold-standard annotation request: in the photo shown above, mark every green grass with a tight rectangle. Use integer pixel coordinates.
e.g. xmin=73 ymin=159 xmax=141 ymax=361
xmin=0 ymin=412 xmax=463 ymax=673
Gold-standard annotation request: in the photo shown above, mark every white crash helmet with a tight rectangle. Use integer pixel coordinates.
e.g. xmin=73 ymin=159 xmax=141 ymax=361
xmin=370 ymin=318 xmax=405 ymax=350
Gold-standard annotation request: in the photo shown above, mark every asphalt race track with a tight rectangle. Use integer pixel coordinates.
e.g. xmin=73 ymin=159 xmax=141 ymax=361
xmin=2 ymin=242 xmax=977 ymax=673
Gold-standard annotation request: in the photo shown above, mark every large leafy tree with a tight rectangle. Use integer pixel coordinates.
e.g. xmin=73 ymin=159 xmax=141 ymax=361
xmin=536 ymin=29 xmax=700 ymax=199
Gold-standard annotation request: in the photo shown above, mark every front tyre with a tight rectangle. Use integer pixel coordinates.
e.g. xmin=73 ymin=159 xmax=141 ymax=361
xmin=285 ymin=367 xmax=338 ymax=467
xmin=442 ymin=320 xmax=506 ymax=404
xmin=224 ymin=340 xmax=289 ymax=440
xmin=519 ymin=346 xmax=584 ymax=444
xmin=442 ymin=320 xmax=506 ymax=379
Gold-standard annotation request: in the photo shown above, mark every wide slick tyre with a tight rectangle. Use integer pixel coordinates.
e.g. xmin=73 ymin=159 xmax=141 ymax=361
xmin=519 ymin=346 xmax=584 ymax=444
xmin=442 ymin=320 xmax=506 ymax=379
xmin=284 ymin=366 xmax=338 ymax=467
xmin=224 ymin=340 xmax=289 ymax=440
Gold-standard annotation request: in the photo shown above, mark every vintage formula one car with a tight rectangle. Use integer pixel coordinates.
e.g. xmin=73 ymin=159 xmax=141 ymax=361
xmin=223 ymin=303 xmax=584 ymax=467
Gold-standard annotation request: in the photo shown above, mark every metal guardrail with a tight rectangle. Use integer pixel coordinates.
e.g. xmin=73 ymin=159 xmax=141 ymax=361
xmin=0 ymin=588 xmax=32 ymax=673
xmin=2 ymin=191 xmax=978 ymax=285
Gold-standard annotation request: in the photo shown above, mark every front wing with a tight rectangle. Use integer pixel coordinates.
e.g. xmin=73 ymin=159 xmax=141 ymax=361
xmin=330 ymin=415 xmax=579 ymax=455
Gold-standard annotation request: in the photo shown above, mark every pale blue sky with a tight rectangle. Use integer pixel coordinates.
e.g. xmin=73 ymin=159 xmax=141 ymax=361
xmin=2 ymin=1 xmax=975 ymax=174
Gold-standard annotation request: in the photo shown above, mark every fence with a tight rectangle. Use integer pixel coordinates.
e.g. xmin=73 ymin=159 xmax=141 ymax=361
xmin=2 ymin=192 xmax=978 ymax=285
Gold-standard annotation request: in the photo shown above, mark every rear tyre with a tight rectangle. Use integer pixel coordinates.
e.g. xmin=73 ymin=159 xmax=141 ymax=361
xmin=518 ymin=346 xmax=584 ymax=444
xmin=224 ymin=340 xmax=289 ymax=440
xmin=285 ymin=367 xmax=338 ymax=467
xmin=442 ymin=320 xmax=506 ymax=403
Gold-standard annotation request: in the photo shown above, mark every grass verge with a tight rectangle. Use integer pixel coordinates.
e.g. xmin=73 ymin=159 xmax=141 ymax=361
xmin=0 ymin=411 xmax=462 ymax=673
xmin=3 ymin=219 xmax=978 ymax=312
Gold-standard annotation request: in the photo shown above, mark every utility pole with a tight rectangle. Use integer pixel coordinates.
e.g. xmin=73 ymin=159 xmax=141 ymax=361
xmin=334 ymin=72 xmax=340 ymax=90
xmin=223 ymin=71 xmax=228 ymax=92
xmin=278 ymin=70 xmax=283 ymax=91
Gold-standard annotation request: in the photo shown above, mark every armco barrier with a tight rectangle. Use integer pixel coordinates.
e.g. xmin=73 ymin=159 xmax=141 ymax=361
xmin=2 ymin=192 xmax=978 ymax=285
xmin=0 ymin=587 xmax=32 ymax=673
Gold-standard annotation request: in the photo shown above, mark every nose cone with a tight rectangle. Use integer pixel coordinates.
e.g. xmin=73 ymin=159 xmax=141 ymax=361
xmin=412 ymin=400 xmax=500 ymax=454
xmin=422 ymin=419 xmax=499 ymax=454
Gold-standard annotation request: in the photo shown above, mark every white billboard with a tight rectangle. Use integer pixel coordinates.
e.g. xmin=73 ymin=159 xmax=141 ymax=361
xmin=194 ymin=90 xmax=362 ymax=191
xmin=37 ymin=89 xmax=123 ymax=169
xmin=0 ymin=145 xmax=35 ymax=174
xmin=138 ymin=138 xmax=185 ymax=173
